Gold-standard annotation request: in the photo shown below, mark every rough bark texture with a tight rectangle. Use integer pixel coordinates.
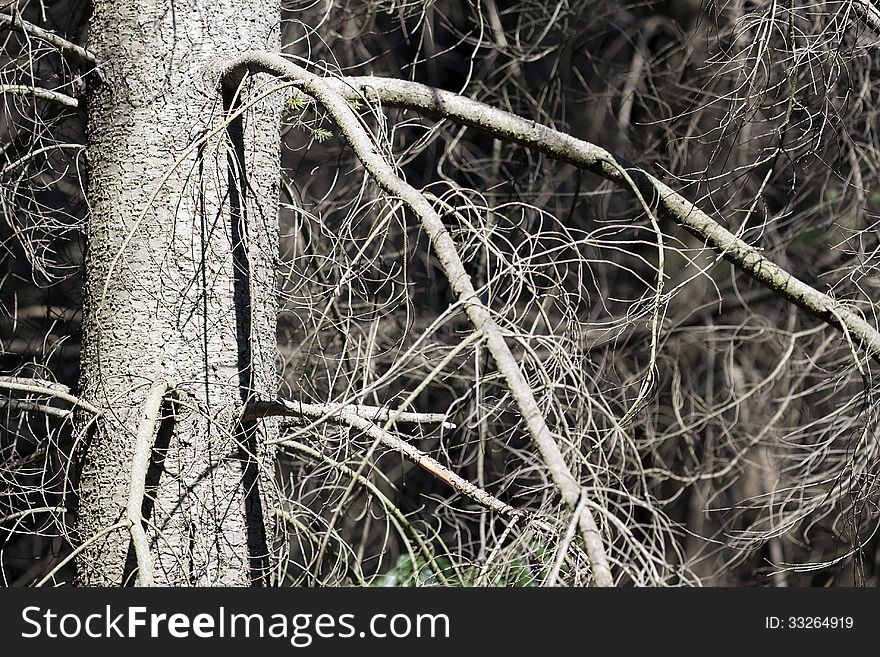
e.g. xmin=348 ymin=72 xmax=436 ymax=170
xmin=76 ymin=1 xmax=280 ymax=586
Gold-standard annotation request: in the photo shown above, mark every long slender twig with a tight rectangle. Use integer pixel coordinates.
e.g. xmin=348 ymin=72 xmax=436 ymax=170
xmin=545 ymin=493 xmax=586 ymax=586
xmin=0 ymin=12 xmax=97 ymax=66
xmin=35 ymin=522 xmax=127 ymax=587
xmin=0 ymin=84 xmax=79 ymax=107
xmin=2 ymin=446 xmax=48 ymax=471
xmin=1 ymin=142 xmax=84 ymax=177
xmin=222 ymin=52 xmax=615 ymax=586
xmin=127 ymin=380 xmax=172 ymax=587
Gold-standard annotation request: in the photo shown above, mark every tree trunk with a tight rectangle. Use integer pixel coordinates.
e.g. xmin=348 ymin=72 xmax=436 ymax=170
xmin=75 ymin=1 xmax=281 ymax=586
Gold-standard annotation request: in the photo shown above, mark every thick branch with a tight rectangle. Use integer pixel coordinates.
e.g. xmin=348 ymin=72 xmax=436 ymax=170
xmin=853 ymin=0 xmax=880 ymax=35
xmin=222 ymin=52 xmax=615 ymax=586
xmin=0 ymin=397 xmax=71 ymax=418
xmin=127 ymin=380 xmax=172 ymax=587
xmin=0 ymin=84 xmax=78 ymax=108
xmin=308 ymin=74 xmax=880 ymax=365
xmin=0 ymin=12 xmax=97 ymax=66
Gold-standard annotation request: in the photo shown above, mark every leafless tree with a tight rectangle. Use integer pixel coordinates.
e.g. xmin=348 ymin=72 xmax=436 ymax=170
xmin=2 ymin=0 xmax=880 ymax=587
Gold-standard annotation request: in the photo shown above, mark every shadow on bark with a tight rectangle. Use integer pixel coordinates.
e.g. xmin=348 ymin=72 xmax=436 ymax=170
xmin=223 ymin=85 xmax=270 ymax=586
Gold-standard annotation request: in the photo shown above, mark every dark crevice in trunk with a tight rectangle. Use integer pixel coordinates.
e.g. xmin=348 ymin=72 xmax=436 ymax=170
xmin=223 ymin=85 xmax=270 ymax=585
xmin=236 ymin=420 xmax=270 ymax=585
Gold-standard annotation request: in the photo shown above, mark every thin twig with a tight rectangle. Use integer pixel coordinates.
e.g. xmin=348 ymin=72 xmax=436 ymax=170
xmin=1 ymin=142 xmax=84 ymax=177
xmin=545 ymin=493 xmax=586 ymax=586
xmin=35 ymin=522 xmax=127 ymax=587
xmin=279 ymin=440 xmax=449 ymax=585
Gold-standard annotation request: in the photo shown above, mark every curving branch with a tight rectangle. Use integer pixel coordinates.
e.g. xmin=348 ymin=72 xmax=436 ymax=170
xmin=126 ymin=380 xmax=173 ymax=587
xmin=1 ymin=142 xmax=84 ymax=177
xmin=278 ymin=441 xmax=448 ymax=584
xmin=0 ymin=12 xmax=97 ymax=66
xmin=222 ymin=52 xmax=615 ymax=587
xmin=309 ymin=74 xmax=880 ymax=366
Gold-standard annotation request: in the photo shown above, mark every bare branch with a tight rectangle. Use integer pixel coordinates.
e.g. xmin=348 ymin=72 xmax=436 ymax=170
xmin=244 ymin=398 xmax=456 ymax=429
xmin=853 ymin=0 xmax=880 ymax=35
xmin=222 ymin=52 xmax=615 ymax=586
xmin=127 ymin=380 xmax=173 ymax=587
xmin=263 ymin=398 xmax=558 ymax=528
xmin=279 ymin=414 xmax=551 ymax=530
xmin=0 ymin=84 xmax=79 ymax=108
xmin=1 ymin=143 xmax=84 ymax=177
xmin=0 ymin=506 xmax=68 ymax=525
xmin=0 ymin=12 xmax=97 ymax=66
xmin=545 ymin=494 xmax=586 ymax=586
xmin=314 ymin=74 xmax=880 ymax=365
xmin=0 ymin=397 xmax=71 ymax=418
xmin=0 ymin=376 xmax=99 ymax=414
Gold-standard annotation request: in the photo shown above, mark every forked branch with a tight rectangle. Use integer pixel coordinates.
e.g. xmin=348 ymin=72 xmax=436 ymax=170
xmin=313 ymin=74 xmax=880 ymax=365
xmin=222 ymin=52 xmax=615 ymax=586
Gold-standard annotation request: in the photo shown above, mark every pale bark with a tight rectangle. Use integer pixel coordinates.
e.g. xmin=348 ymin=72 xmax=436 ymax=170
xmin=76 ymin=2 xmax=280 ymax=586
